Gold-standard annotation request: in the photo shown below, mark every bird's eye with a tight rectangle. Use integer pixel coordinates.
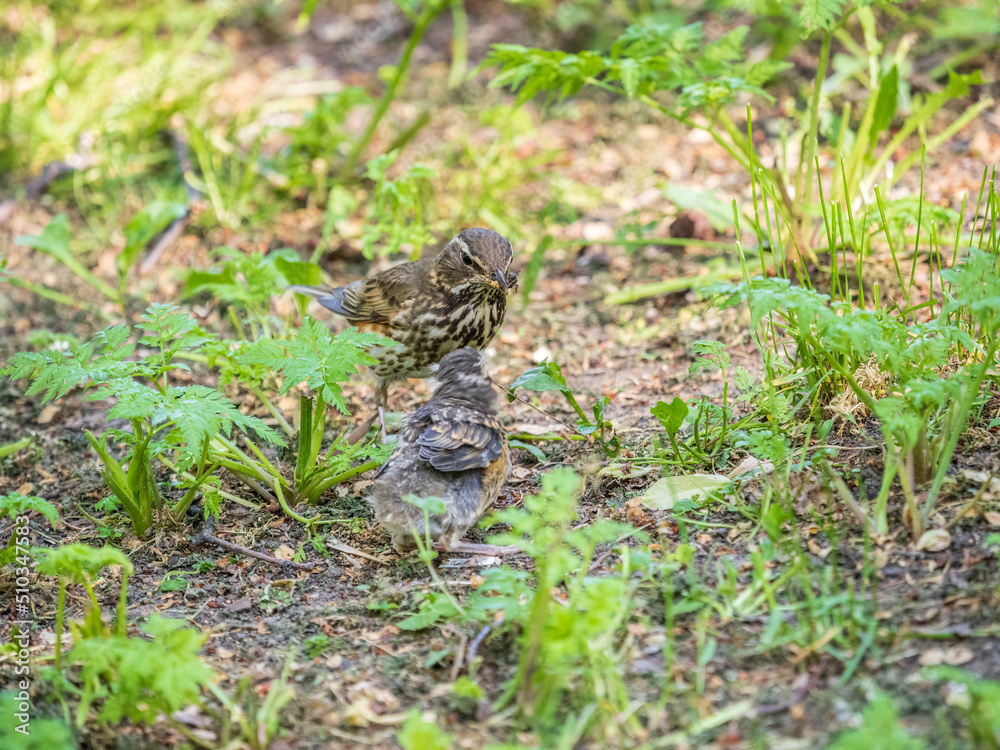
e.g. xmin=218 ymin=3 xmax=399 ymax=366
xmin=462 ymin=252 xmax=474 ymax=267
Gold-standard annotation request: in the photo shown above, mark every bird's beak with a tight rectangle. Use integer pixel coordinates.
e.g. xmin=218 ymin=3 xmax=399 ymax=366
xmin=493 ymin=268 xmax=509 ymax=293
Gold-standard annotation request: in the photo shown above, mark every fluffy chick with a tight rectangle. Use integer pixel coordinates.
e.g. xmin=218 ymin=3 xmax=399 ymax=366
xmin=370 ymin=347 xmax=516 ymax=555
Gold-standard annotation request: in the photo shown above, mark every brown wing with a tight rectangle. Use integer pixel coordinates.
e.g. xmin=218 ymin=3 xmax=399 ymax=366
xmin=416 ymin=405 xmax=505 ymax=473
xmin=290 ymin=261 xmax=424 ymax=325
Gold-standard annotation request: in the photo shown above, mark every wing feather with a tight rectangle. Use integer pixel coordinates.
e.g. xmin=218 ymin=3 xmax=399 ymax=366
xmin=416 ymin=406 xmax=505 ymax=473
xmin=290 ymin=262 xmax=424 ymax=325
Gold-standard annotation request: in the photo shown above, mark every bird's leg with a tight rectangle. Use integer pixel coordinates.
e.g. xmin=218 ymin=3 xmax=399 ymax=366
xmin=432 ymin=540 xmax=521 ymax=556
xmin=375 ymin=379 xmax=389 ymax=443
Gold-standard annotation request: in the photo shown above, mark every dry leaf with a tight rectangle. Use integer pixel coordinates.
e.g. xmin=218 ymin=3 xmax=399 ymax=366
xmin=639 ymin=473 xmax=729 ymax=510
xmin=919 ymin=645 xmax=974 ymax=666
xmin=274 ymin=544 xmax=296 ymax=560
xmin=37 ymin=405 xmax=59 ymax=424
xmin=726 ymin=456 xmax=774 ymax=479
xmin=983 ymin=511 xmax=1000 ymax=527
xmin=915 ymin=528 xmax=951 ymax=552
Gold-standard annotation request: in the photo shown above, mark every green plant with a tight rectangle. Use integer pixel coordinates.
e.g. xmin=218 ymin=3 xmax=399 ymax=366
xmin=274 ymin=86 xmax=374 ymax=200
xmin=210 ymin=320 xmax=393 ymax=520
xmin=395 ymin=495 xmax=467 ymax=630
xmin=0 ymin=493 xmax=60 ymax=566
xmin=0 ymin=691 xmax=76 ymax=750
xmin=926 ymin=667 xmax=1000 ymax=745
xmin=209 ymin=655 xmax=295 ymax=750
xmin=508 ymin=360 xmax=620 ymax=457
xmin=713 ymin=149 xmax=1000 ymax=538
xmin=474 ymin=469 xmax=643 ymax=743
xmin=36 ymin=543 xmax=133 ymax=674
xmin=0 ymin=437 xmax=32 ymax=460
xmin=184 ymin=247 xmax=321 ymax=339
xmin=68 ymin=615 xmax=211 ymax=729
xmin=14 ymin=215 xmax=120 ymax=306
xmin=36 ymin=543 xmax=212 ymax=730
xmin=3 ymin=305 xmax=282 ymax=534
xmin=397 ymin=708 xmax=453 ymax=750
xmin=483 ymin=5 xmax=991 ymax=273
xmin=360 ymin=150 xmax=438 ymax=259
xmin=828 ymin=695 xmax=926 ymax=749
xmin=302 ymin=634 xmax=330 ymax=659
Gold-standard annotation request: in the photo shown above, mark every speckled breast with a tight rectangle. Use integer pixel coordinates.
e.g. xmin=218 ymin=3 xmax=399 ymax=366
xmin=368 ymin=286 xmax=507 ymax=380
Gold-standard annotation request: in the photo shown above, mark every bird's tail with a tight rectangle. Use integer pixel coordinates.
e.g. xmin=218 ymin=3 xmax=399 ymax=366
xmin=289 ymin=284 xmax=354 ymax=318
xmin=288 ymin=285 xmax=328 ymax=299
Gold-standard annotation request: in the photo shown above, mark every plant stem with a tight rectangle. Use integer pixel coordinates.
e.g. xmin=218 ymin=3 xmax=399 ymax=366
xmin=338 ymin=1 xmax=445 ymax=180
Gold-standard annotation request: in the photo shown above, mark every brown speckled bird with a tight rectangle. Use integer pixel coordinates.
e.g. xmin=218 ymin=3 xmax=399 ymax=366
xmin=292 ymin=228 xmax=516 ymax=441
xmin=370 ymin=347 xmax=517 ymax=556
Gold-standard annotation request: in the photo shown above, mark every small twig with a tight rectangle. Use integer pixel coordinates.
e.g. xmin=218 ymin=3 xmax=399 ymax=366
xmin=140 ymin=129 xmax=202 ymax=275
xmin=192 ymin=516 xmax=315 ymax=571
xmin=450 ymin=632 xmax=468 ymax=683
xmin=324 ymin=535 xmax=387 ymax=564
xmin=466 ymin=614 xmax=504 ymax=667
xmin=490 ymin=378 xmax=579 ymax=433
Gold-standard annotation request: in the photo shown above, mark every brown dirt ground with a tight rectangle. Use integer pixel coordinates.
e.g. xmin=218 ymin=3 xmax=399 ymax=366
xmin=3 ymin=3 xmax=1000 ymax=749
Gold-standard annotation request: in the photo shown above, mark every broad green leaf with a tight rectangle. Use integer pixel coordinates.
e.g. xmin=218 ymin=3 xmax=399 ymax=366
xmin=14 ymin=214 xmax=72 ymax=261
xmin=397 ymin=708 xmax=453 ymax=750
xmin=661 ymin=184 xmax=733 ymax=232
xmin=508 ymin=361 xmax=569 ymax=399
xmin=651 ymin=398 xmax=688 ymax=437
xmin=868 ymin=65 xmax=899 ymax=146
xmin=274 ymin=256 xmax=322 ymax=286
xmin=120 ymin=201 xmax=187 ymax=275
xmin=0 ymin=437 xmax=32 ymax=459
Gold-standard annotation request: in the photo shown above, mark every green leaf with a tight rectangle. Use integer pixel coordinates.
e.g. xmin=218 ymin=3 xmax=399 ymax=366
xmin=828 ymin=696 xmax=926 ymax=749
xmin=745 ymin=59 xmax=793 ymax=87
xmin=0 ymin=493 xmax=61 ymax=526
xmin=274 ymin=256 xmax=322 ymax=286
xmin=0 ymin=437 xmax=32 ymax=459
xmin=508 ymin=360 xmax=569 ymax=399
xmin=868 ymin=65 xmax=899 ymax=146
xmin=238 ymin=321 xmax=395 ymax=414
xmin=799 ymin=0 xmax=846 ymax=34
xmin=397 ymin=708 xmax=453 ymax=750
xmin=398 ymin=593 xmax=459 ymax=631
xmin=520 ymin=234 xmax=552 ymax=304
xmin=159 ymin=577 xmax=189 ymax=592
xmin=403 ymin=494 xmax=447 ymax=515
xmin=120 ymin=201 xmax=187 ymax=275
xmin=15 ymin=213 xmax=72 ymax=260
xmin=510 ymin=439 xmax=546 ymax=462
xmin=651 ymin=398 xmax=689 ymax=437
xmin=67 ymin=614 xmax=211 ymax=726
xmin=37 ymin=543 xmax=134 ymax=582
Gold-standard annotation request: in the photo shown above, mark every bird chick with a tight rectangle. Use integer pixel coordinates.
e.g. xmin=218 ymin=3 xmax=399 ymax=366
xmin=291 ymin=228 xmax=517 ymax=441
xmin=370 ymin=347 xmax=517 ymax=556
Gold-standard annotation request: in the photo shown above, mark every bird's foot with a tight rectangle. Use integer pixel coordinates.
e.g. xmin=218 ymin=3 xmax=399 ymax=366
xmin=378 ymin=405 xmax=388 ymax=443
xmin=432 ymin=540 xmax=520 ymax=556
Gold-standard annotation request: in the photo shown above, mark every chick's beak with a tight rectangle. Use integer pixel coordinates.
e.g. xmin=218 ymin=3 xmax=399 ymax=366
xmin=493 ymin=268 xmax=509 ymax=293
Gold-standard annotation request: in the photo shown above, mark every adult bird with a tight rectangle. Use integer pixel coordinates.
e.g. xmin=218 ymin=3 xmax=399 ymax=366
xmin=369 ymin=347 xmax=517 ymax=555
xmin=292 ymin=228 xmax=516 ymax=441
